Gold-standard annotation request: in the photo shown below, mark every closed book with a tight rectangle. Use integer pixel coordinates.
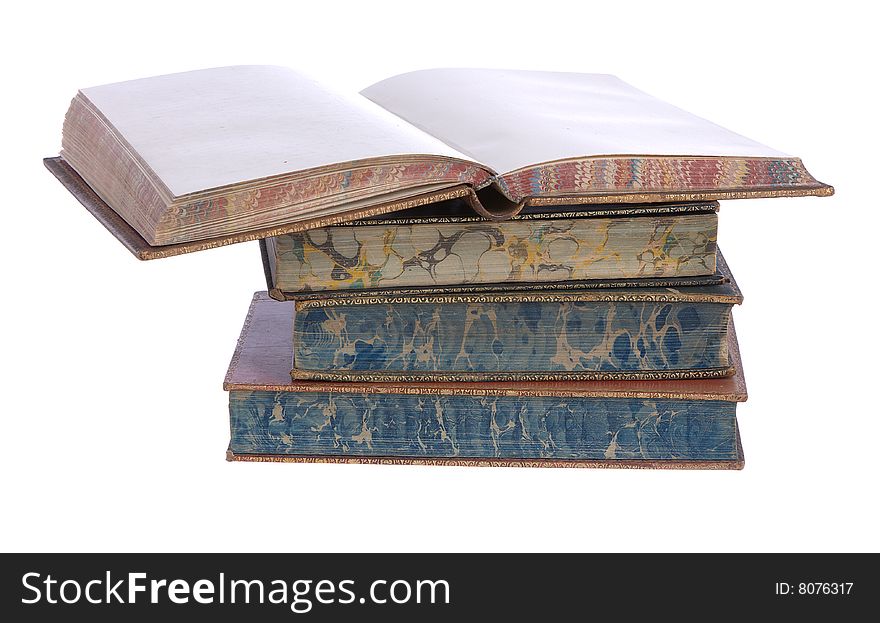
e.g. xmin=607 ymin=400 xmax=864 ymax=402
xmin=263 ymin=200 xmax=720 ymax=298
xmin=289 ymin=253 xmax=741 ymax=382
xmin=226 ymin=293 xmax=746 ymax=469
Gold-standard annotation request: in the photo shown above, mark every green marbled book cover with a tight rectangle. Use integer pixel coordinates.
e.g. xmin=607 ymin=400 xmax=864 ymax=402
xmin=266 ymin=202 xmax=718 ymax=297
xmin=230 ymin=391 xmax=739 ymax=463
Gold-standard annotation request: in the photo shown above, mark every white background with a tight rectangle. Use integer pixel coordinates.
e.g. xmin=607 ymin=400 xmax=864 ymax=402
xmin=1 ymin=0 xmax=877 ymax=553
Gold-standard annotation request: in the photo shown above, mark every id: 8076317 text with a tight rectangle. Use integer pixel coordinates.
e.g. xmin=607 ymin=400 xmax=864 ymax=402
xmin=775 ymin=582 xmax=853 ymax=596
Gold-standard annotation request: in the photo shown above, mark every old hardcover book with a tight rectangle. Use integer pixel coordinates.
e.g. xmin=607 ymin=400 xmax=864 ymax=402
xmin=226 ymin=293 xmax=746 ymax=469
xmin=53 ymin=66 xmax=830 ymax=258
xmin=263 ymin=199 xmax=720 ymax=298
xmin=289 ymin=253 xmax=741 ymax=382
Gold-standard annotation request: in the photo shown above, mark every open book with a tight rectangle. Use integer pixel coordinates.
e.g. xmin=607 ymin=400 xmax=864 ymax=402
xmin=57 ymin=66 xmax=831 ymax=254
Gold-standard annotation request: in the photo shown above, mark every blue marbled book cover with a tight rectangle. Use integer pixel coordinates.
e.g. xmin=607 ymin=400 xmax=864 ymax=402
xmin=230 ymin=391 xmax=738 ymax=462
xmin=293 ymin=298 xmax=734 ymax=381
xmin=291 ymin=257 xmax=741 ymax=381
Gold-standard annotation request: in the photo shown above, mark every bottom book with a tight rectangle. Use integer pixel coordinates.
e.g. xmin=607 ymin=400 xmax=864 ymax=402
xmin=226 ymin=293 xmax=746 ymax=469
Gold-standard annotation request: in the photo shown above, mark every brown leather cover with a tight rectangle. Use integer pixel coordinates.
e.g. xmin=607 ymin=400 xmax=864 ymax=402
xmin=224 ymin=292 xmax=748 ymax=401
xmin=44 ymin=157 xmax=476 ymax=260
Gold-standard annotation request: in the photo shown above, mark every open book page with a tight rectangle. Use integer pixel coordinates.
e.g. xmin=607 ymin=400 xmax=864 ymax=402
xmin=55 ymin=65 xmax=831 ymax=253
xmin=77 ymin=65 xmax=480 ymax=198
xmin=361 ymin=68 xmax=787 ymax=174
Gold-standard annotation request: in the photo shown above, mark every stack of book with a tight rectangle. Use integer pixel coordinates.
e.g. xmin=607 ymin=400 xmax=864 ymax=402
xmin=48 ymin=66 xmax=832 ymax=469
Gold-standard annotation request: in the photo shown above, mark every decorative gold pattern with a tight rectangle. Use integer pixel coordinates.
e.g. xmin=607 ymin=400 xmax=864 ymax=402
xmin=226 ymin=381 xmax=747 ymax=402
xmin=290 ymin=367 xmax=735 ymax=383
xmin=295 ymin=289 xmax=742 ymax=310
xmin=522 ymin=185 xmax=834 ymax=206
xmin=340 ymin=201 xmax=719 ymax=226
xmin=281 ymin=274 xmax=726 ymax=301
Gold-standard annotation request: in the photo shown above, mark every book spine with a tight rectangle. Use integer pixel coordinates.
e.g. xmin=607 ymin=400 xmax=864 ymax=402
xmin=268 ymin=212 xmax=717 ymax=294
xmin=292 ymin=300 xmax=732 ymax=379
xmin=229 ymin=391 xmax=739 ymax=461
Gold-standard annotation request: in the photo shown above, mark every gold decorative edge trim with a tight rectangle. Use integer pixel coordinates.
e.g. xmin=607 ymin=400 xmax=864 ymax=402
xmin=295 ymin=290 xmax=741 ymax=309
xmin=282 ymin=273 xmax=726 ymax=301
xmin=226 ymin=451 xmax=742 ymax=470
xmin=259 ymin=380 xmax=747 ymax=403
xmin=230 ymin=383 xmax=746 ymax=402
xmin=290 ymin=366 xmax=735 ymax=383
xmin=522 ymin=185 xmax=834 ymax=207
xmin=225 ymin=424 xmax=744 ymax=470
xmin=340 ymin=201 xmax=719 ymax=226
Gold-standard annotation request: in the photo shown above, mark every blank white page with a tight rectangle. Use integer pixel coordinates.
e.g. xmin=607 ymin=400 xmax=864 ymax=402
xmin=80 ymin=66 xmax=472 ymax=197
xmin=361 ymin=69 xmax=787 ymax=174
